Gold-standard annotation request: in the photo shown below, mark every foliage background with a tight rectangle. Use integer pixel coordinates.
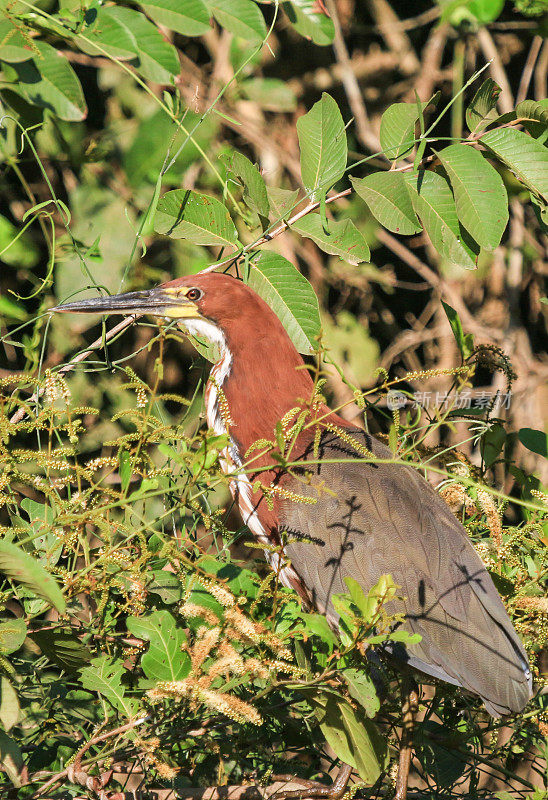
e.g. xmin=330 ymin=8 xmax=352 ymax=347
xmin=0 ymin=0 xmax=547 ymax=797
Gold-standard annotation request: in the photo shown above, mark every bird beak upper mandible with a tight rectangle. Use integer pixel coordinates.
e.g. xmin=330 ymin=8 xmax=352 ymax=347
xmin=50 ymin=287 xmax=200 ymax=319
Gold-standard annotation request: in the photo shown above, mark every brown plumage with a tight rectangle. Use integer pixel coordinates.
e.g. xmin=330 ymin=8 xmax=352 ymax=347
xmin=54 ymin=272 xmax=533 ymax=717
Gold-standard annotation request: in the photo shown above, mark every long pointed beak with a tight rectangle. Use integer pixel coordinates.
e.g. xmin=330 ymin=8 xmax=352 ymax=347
xmin=51 ymin=288 xmax=197 ymax=318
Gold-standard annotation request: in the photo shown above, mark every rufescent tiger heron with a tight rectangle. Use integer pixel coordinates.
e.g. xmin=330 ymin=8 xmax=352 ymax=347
xmin=54 ymin=273 xmax=533 ymax=800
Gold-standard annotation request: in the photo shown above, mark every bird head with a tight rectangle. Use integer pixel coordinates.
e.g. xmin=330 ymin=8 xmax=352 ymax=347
xmin=51 ymin=273 xmax=267 ymax=345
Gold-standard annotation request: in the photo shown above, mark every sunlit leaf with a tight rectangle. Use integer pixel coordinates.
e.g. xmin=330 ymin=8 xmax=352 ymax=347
xmin=0 ymin=19 xmax=34 ymax=62
xmin=80 ymin=655 xmax=139 ymax=717
xmin=0 ymin=618 xmax=26 ymax=655
xmin=297 ymin=93 xmax=347 ymax=202
xmin=283 ymin=0 xmax=335 ymax=45
xmin=248 ymin=251 xmax=321 ymax=354
xmin=518 ymin=428 xmax=548 ymax=458
xmin=436 ymin=144 xmax=508 ymax=250
xmin=379 ymin=101 xmax=426 ymax=162
xmin=351 ymin=172 xmax=422 ymax=235
xmin=0 ymin=540 xmax=65 ymax=613
xmin=226 ymin=151 xmax=269 ymax=219
xmin=155 ymin=189 xmax=239 ymax=247
xmin=0 ymin=678 xmax=19 ymax=732
xmin=206 ymin=0 xmax=267 ymax=43
xmin=465 ymin=78 xmax=501 ymax=132
xmin=405 ymin=171 xmax=477 ymax=269
xmin=292 ymin=214 xmax=370 ymax=264
xmin=139 ymin=0 xmax=210 ymax=36
xmin=343 ymin=668 xmax=380 ymax=718
xmin=108 ymin=6 xmax=179 ymax=83
xmin=2 ymin=41 xmax=87 ymax=122
xmin=127 ymin=610 xmax=190 ymax=681
xmin=480 ymin=127 xmax=548 ymax=203
xmin=75 ymin=7 xmax=138 ymax=60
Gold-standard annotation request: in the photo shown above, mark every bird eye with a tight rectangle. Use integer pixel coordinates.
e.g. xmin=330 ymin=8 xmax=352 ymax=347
xmin=187 ymin=287 xmax=202 ymax=302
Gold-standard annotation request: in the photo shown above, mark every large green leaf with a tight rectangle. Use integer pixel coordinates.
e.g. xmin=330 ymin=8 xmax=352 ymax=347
xmin=380 ymin=102 xmax=425 ymax=162
xmin=139 ymin=0 xmax=210 ymax=36
xmin=80 ymin=655 xmax=139 ymax=717
xmin=31 ymin=630 xmax=92 ymax=673
xmin=206 ymin=0 xmax=267 ymax=43
xmin=247 ymin=251 xmax=321 ymax=354
xmin=342 ymin=668 xmax=380 ymax=718
xmin=351 ymin=172 xmax=422 ymax=235
xmin=108 ymin=6 xmax=179 ymax=83
xmin=0 ymin=618 xmax=26 ymax=655
xmin=465 ymin=78 xmax=501 ymax=132
xmin=0 ymin=730 xmax=23 ymax=786
xmin=127 ymin=610 xmax=190 ymax=681
xmin=0 ymin=540 xmax=65 ymax=613
xmin=297 ymin=93 xmax=347 ymax=201
xmin=292 ymin=214 xmax=370 ymax=264
xmin=3 ymin=41 xmax=86 ymax=122
xmin=480 ymin=128 xmax=548 ymax=203
xmin=0 ymin=18 xmax=34 ymax=62
xmin=226 ymin=151 xmax=269 ymax=219
xmin=436 ymin=144 xmax=508 ymax=250
xmin=312 ymin=693 xmax=387 ymax=785
xmin=75 ymin=7 xmax=138 ymax=60
xmin=404 ymin=171 xmax=477 ymax=269
xmin=0 ymin=677 xmax=19 ymax=733
xmin=21 ymin=498 xmax=62 ymax=565
xmin=283 ymin=0 xmax=335 ymax=45
xmin=518 ymin=428 xmax=548 ymax=458
xmin=154 ymin=189 xmax=239 ymax=247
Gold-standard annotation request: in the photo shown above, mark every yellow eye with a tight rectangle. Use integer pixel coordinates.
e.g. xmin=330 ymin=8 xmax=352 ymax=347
xmin=187 ymin=288 xmax=202 ymax=302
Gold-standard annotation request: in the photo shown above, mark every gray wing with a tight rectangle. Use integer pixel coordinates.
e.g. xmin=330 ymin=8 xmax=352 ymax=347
xmin=280 ymin=429 xmax=532 ymax=717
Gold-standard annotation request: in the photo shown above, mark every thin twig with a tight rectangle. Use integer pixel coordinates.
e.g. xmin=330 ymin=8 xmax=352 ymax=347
xmin=516 ymin=35 xmax=543 ymax=105
xmin=325 ymin=0 xmax=382 ymax=153
xmin=9 ymin=314 xmax=140 ymax=425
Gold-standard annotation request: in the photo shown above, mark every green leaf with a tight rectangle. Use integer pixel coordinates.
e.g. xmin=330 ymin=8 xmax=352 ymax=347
xmin=80 ymin=655 xmax=139 ymax=717
xmin=415 ymin=721 xmax=470 ymax=788
xmin=379 ymin=102 xmax=425 ymax=162
xmin=441 ymin=301 xmax=474 ymax=359
xmin=0 ymin=19 xmax=34 ymax=62
xmin=518 ymin=428 xmax=548 ymax=458
xmin=322 ymin=311 xmax=379 ymax=386
xmin=241 ymin=78 xmax=297 ymax=112
xmin=297 ymin=93 xmax=347 ymax=202
xmin=466 ymin=78 xmax=501 ymax=132
xmin=127 ymin=610 xmax=190 ymax=681
xmin=247 ymin=251 xmax=321 ymax=354
xmin=31 ymin=630 xmax=92 ymax=673
xmin=301 ymin=612 xmax=338 ymax=650
xmin=154 ymin=189 xmax=238 ymax=247
xmin=480 ymin=127 xmax=548 ymax=203
xmin=283 ymin=0 xmax=335 ymax=46
xmin=292 ymin=214 xmax=370 ymax=265
xmin=481 ymin=422 xmax=506 ymax=468
xmin=3 ymin=41 xmax=87 ymax=122
xmin=312 ymin=693 xmax=387 ymax=784
xmin=21 ymin=497 xmax=62 ymax=565
xmin=404 ymin=171 xmax=477 ymax=269
xmin=342 ymin=668 xmax=380 ymax=718
xmin=0 ymin=295 xmax=28 ymax=322
xmin=148 ymin=570 xmax=183 ymax=604
xmin=75 ymin=7 xmax=138 ymax=60
xmin=0 ymin=677 xmax=20 ymax=732
xmin=0 ymin=618 xmax=26 ymax=655
xmin=0 ymin=540 xmax=65 ymax=613
xmin=436 ymin=144 xmax=508 ymax=250
xmin=267 ymin=187 xmax=300 ymax=219
xmin=351 ymin=172 xmax=422 ymax=235
xmin=206 ymin=0 xmax=267 ymax=43
xmin=108 ymin=7 xmax=179 ymax=83
xmin=139 ymin=0 xmax=210 ymax=36
xmin=0 ymin=214 xmax=39 ymax=268
xmin=226 ymin=151 xmax=269 ymax=218
xmin=0 ymin=730 xmax=24 ymax=787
